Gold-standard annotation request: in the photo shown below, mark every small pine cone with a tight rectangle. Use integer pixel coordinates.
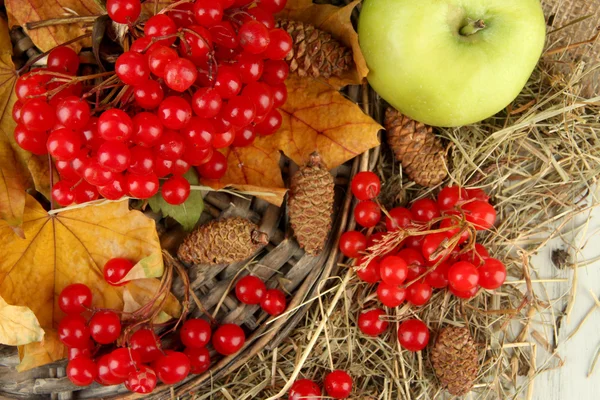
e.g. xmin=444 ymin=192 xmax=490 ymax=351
xmin=177 ymin=218 xmax=269 ymax=265
xmin=276 ymin=19 xmax=353 ymax=79
xmin=385 ymin=108 xmax=447 ymax=187
xmin=431 ymin=327 xmax=479 ymax=396
xmin=288 ymin=152 xmax=335 ymax=256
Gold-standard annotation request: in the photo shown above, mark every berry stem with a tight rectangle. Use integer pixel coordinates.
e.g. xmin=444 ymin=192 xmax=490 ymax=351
xmin=25 ymin=16 xmax=98 ymax=30
xmin=48 ymin=154 xmax=55 ymax=211
xmin=158 ymin=0 xmax=194 ymax=14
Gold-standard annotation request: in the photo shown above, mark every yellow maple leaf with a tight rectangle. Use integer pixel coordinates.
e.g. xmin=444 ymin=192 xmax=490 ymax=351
xmin=0 ymin=295 xmax=44 ymax=346
xmin=0 ymin=195 xmax=165 ymax=371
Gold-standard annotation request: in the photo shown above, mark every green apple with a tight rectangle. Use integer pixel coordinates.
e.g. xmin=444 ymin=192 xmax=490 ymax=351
xmin=358 ymin=0 xmax=546 ymax=127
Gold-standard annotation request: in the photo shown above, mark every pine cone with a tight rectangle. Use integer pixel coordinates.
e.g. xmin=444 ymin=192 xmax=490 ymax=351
xmin=288 ymin=152 xmax=335 ymax=256
xmin=177 ymin=218 xmax=269 ymax=265
xmin=431 ymin=326 xmax=479 ymax=396
xmin=385 ymin=108 xmax=447 ymax=187
xmin=276 ymin=19 xmax=353 ymax=79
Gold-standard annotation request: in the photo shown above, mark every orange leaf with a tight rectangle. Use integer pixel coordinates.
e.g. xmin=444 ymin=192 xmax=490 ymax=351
xmin=0 ymin=18 xmax=50 ymax=228
xmin=5 ymin=0 xmax=102 ymax=53
xmin=277 ymin=0 xmax=368 ymax=88
xmin=0 ymin=195 xmax=166 ymax=371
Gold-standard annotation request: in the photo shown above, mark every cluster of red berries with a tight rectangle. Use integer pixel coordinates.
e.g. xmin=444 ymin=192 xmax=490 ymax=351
xmin=13 ymin=0 xmax=291 ymax=207
xmin=341 ymin=172 xmax=507 ymax=350
xmin=235 ymin=275 xmax=287 ymax=316
xmin=288 ymin=370 xmax=353 ymax=399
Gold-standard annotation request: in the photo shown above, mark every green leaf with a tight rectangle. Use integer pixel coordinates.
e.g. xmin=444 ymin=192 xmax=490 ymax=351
xmin=148 ymin=170 xmax=204 ymax=231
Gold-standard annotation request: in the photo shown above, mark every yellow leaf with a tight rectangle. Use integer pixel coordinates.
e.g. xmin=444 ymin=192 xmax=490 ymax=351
xmin=0 ymin=195 xmax=164 ymax=370
xmin=17 ymin=330 xmax=66 ymax=372
xmin=5 ymin=0 xmax=102 ymax=53
xmin=277 ymin=0 xmax=368 ymax=88
xmin=122 ymin=279 xmax=182 ymax=324
xmin=0 ymin=295 xmax=44 ymax=346
xmin=117 ymin=253 xmax=164 ymax=284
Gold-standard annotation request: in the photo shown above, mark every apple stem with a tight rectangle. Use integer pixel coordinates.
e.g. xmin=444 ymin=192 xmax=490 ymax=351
xmin=460 ymin=19 xmax=486 ymax=36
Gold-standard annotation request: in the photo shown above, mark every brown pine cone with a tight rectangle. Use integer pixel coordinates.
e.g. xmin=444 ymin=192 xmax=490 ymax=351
xmin=177 ymin=217 xmax=269 ymax=265
xmin=288 ymin=152 xmax=335 ymax=256
xmin=431 ymin=326 xmax=479 ymax=396
xmin=276 ymin=19 xmax=353 ymax=79
xmin=385 ymin=108 xmax=448 ymax=187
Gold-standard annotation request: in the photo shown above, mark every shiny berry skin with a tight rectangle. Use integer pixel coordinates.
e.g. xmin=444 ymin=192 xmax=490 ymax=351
xmin=254 ymin=109 xmax=282 ymax=136
xmin=448 ymin=261 xmax=479 ymax=292
xmin=223 ymin=95 xmax=256 ymax=126
xmin=193 ymin=0 xmax=223 ymax=26
xmin=130 ymin=328 xmax=162 ymax=363
xmin=155 ymin=130 xmax=185 ymax=160
xmin=214 ymin=66 xmax=242 ymax=99
xmin=12 ymin=100 xmax=23 ymax=123
xmin=73 ymin=181 xmax=99 ymax=204
xmin=59 ymin=283 xmax=92 ymax=314
xmin=103 ymin=258 xmax=134 ymax=286
xmin=96 ymin=354 xmax=126 ymax=385
xmin=449 ymin=285 xmax=479 ymax=299
xmin=385 ymin=207 xmax=412 ymax=229
xmin=242 ymin=82 xmax=273 ymax=117
xmin=67 ymin=357 xmax=97 ymax=386
xmin=379 ymin=255 xmax=408 ymax=285
xmin=232 ymin=126 xmax=256 ymax=147
xmin=55 ymin=96 xmax=91 ymax=130
xmin=97 ymin=141 xmax=130 ymax=173
xmin=410 ymin=198 xmax=440 ymax=222
xmin=212 ymin=129 xmax=235 ymax=148
xmin=257 ymin=0 xmax=287 ymax=13
xmin=406 ymin=282 xmax=432 ymax=306
xmin=20 ymin=98 xmax=55 ymax=132
xmin=184 ymin=347 xmax=211 ymax=374
xmin=147 ymin=45 xmax=178 ymax=77
xmin=98 ymin=174 xmax=127 ymax=200
xmin=134 ymin=80 xmax=164 ymax=109
xmin=180 ymin=318 xmax=211 ymax=349
xmin=397 ymin=248 xmax=426 ymax=268
xmin=127 ymin=146 xmax=153 ymax=175
xmin=235 ymin=275 xmax=267 ymax=305
xmin=144 ymin=15 xmax=177 ymax=46
xmin=242 ymin=7 xmax=274 ymax=28
xmin=324 ymin=370 xmax=353 ymax=399
xmin=181 ymin=117 xmax=214 ymax=150
xmin=47 ymin=46 xmax=80 ymax=74
xmin=466 ymin=188 xmax=490 ymax=202
xmin=425 ymin=262 xmax=451 ymax=288
xmin=212 ymin=324 xmax=245 ymax=355
xmin=270 ymin=82 xmax=287 ymax=107
xmin=438 ymin=186 xmax=468 ymax=210
xmin=132 ymin=112 xmax=163 ymax=147
xmin=264 ymin=28 xmax=292 ymax=60
xmin=47 ymin=128 xmax=82 ymax=161
xmin=339 ymin=231 xmax=367 ymax=258
xmin=354 ymin=200 xmax=381 ymax=228
xmin=83 ymin=159 xmax=115 ymax=186
xmin=459 ymin=243 xmax=490 ymax=265
xmin=462 ymin=200 xmax=496 ymax=230
xmin=154 ymin=158 xmax=174 ymax=178
xmin=162 ymin=176 xmax=191 ymax=205
xmin=108 ymin=348 xmax=142 ymax=378
xmin=128 ymin=173 xmax=159 ymax=199
xmin=158 ymin=96 xmax=192 ymax=130
xmin=106 ymin=0 xmax=141 ymax=24
xmin=377 ymin=282 xmax=406 ymax=308
xmin=235 ymin=53 xmax=264 ymax=83
xmin=196 ymin=150 xmax=227 ymax=180
xmin=238 ymin=21 xmax=270 ymax=54
xmin=357 ymin=308 xmax=389 ymax=337
xmin=52 ymin=181 xmax=75 ymax=206
xmin=260 ymin=289 xmax=287 ymax=316
xmin=89 ymin=310 xmax=122 ymax=344
xmin=439 ymin=218 xmax=469 ymax=245
xmin=58 ymin=314 xmax=90 ymax=347
xmin=192 ymin=88 xmax=222 ymax=118
xmin=210 ymin=21 xmax=239 ymax=48
xmin=153 ymin=351 xmax=190 ymax=384
xmin=398 ymin=319 xmax=430 ymax=352
xmin=260 ymin=60 xmax=288 ymax=85
xmin=478 ymin=258 xmax=507 ymax=290
xmin=351 ymin=171 xmax=381 ymax=201
xmin=14 ymin=125 xmax=47 ymax=155
xmin=116 ymin=51 xmax=150 ymax=86
xmin=288 ymin=379 xmax=321 ymax=400
xmin=164 ymin=58 xmax=198 ymax=92
xmin=68 ymin=342 xmax=94 ymax=361
xmin=15 ymin=72 xmax=50 ymax=101
xmin=169 ymin=2 xmax=195 ymax=27
xmin=98 ymin=109 xmax=133 ymax=141
xmin=179 ymin=25 xmax=212 ymax=63
xmin=421 ymin=232 xmax=452 ymax=265
xmin=355 ymin=257 xmax=381 ymax=283
xmin=125 ymin=365 xmax=157 ymax=394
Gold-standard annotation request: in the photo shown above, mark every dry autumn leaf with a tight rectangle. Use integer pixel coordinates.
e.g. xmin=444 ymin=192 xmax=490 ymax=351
xmin=122 ymin=279 xmax=182 ymax=325
xmin=0 ymin=295 xmax=44 ymax=346
xmin=5 ymin=0 xmax=102 ymax=53
xmin=0 ymin=195 xmax=165 ymax=371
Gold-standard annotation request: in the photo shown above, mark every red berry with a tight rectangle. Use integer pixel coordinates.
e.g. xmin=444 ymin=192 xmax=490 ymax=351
xmin=377 ymin=282 xmax=406 ymax=308
xmin=98 ymin=109 xmax=134 ymax=141
xmin=184 ymin=347 xmax=211 ymax=374
xmin=351 ymin=171 xmax=381 ymax=201
xmin=410 ymin=198 xmax=440 ymax=222
xmin=164 ymin=58 xmax=198 ymax=92
xmin=59 ymin=283 xmax=92 ymax=314
xmin=12 ymin=100 xmax=23 ymax=123
xmin=288 ymin=379 xmax=321 ymax=400
xmin=192 ymin=88 xmax=222 ymax=118
xmin=158 ymin=96 xmax=193 ymax=130
xmin=96 ymin=354 xmax=126 ymax=386
xmin=55 ymin=96 xmax=91 ymax=130
xmin=235 ymin=53 xmax=264 ymax=83
xmin=179 ymin=25 xmax=213 ymax=63
xmin=130 ymin=328 xmax=163 ymax=364
xmin=212 ymin=324 xmax=245 ymax=355
xmin=169 ymin=2 xmax=195 ymax=27
xmin=98 ymin=174 xmax=127 ymax=200
xmin=132 ymin=112 xmax=163 ymax=147
xmin=47 ymin=46 xmax=80 ymax=75
xmin=128 ymin=173 xmax=160 ymax=199
xmin=462 ymin=201 xmax=496 ymax=230
xmin=212 ymin=129 xmax=235 ymax=148
xmin=385 ymin=207 xmax=411 ymax=230
xmin=235 ymin=275 xmax=267 ymax=305
xmin=260 ymin=289 xmax=287 ymax=316
xmin=14 ymin=124 xmax=47 ymax=155
xmin=67 ymin=357 xmax=97 ymax=386
xmin=459 ymin=243 xmax=490 ymax=265
xmin=73 ymin=181 xmax=99 ymax=204
xmin=244 ymin=7 xmax=275 ymax=28
xmin=449 ymin=285 xmax=479 ymax=299
xmin=155 ymin=130 xmax=186 ymax=160
xmin=15 ymin=72 xmax=50 ymax=101
xmin=260 ymin=60 xmax=288 ymax=85
xmin=108 ymin=348 xmax=142 ymax=378
xmin=324 ymin=370 xmax=353 ymax=399
xmin=223 ymin=95 xmax=256 ymax=127
xmin=106 ymin=0 xmax=141 ymax=24
xmin=257 ymin=0 xmax=287 ymax=13
xmin=193 ymin=0 xmax=223 ymax=26
xmin=210 ymin=21 xmax=239 ymax=48
xmin=439 ymin=217 xmax=469 ymax=245
xmin=144 ymin=14 xmax=177 ymax=46
xmin=466 ymin=188 xmax=490 ymax=202
xmin=232 ymin=126 xmax=256 ymax=147
xmin=58 ymin=314 xmax=90 ymax=348
xmin=242 ymin=82 xmax=273 ymax=117
xmin=214 ymin=66 xmax=242 ymax=99
xmin=254 ymin=109 xmax=282 ymax=136
xmin=180 ymin=318 xmax=212 ymax=349
xmin=97 ymin=141 xmax=130 ymax=173
xmin=116 ymin=51 xmax=150 ymax=86
xmin=478 ymin=258 xmax=507 ymax=290
xmin=264 ymin=28 xmax=292 ymax=60
xmin=379 ymin=255 xmax=408 ymax=285
xmin=421 ymin=232 xmax=453 ymax=265
xmin=127 ymin=146 xmax=154 ymax=175
xmin=270 ymin=82 xmax=287 ymax=107
xmin=68 ymin=341 xmax=94 ymax=361
xmin=398 ymin=319 xmax=430 ymax=352
xmin=52 ymin=181 xmax=75 ymax=206
xmin=103 ymin=258 xmax=134 ymax=286
xmin=406 ymin=282 xmax=432 ymax=306
xmin=357 ymin=308 xmax=388 ymax=337
xmin=82 ymin=159 xmax=115 ymax=186
xmin=448 ymin=261 xmax=479 ymax=292
xmin=20 ymin=98 xmax=55 ymax=132
xmin=355 ymin=257 xmax=381 ymax=283
xmin=437 ymin=186 xmax=468 ymax=210
xmin=161 ymin=176 xmax=191 ymax=205
xmin=238 ymin=21 xmax=270 ymax=54
xmin=89 ymin=310 xmax=121 ymax=344
xmin=125 ymin=365 xmax=157 ymax=394
xmin=339 ymin=231 xmax=367 ymax=258
xmin=134 ymin=80 xmax=164 ymax=109
xmin=425 ymin=262 xmax=451 ymax=288
xmin=196 ymin=150 xmax=227 ymax=180
xmin=147 ymin=45 xmax=178 ymax=77
xmin=152 ymin=351 xmax=191 ymax=384
xmin=183 ymin=145 xmax=213 ymax=167
xmin=47 ymin=128 xmax=82 ymax=161
xmin=354 ymin=200 xmax=381 ymax=227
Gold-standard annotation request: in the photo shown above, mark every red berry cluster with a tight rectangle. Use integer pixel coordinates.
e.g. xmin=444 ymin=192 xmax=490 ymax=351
xmin=235 ymin=275 xmax=287 ymax=316
xmin=13 ymin=0 xmax=291 ymax=207
xmin=288 ymin=370 xmax=353 ymax=399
